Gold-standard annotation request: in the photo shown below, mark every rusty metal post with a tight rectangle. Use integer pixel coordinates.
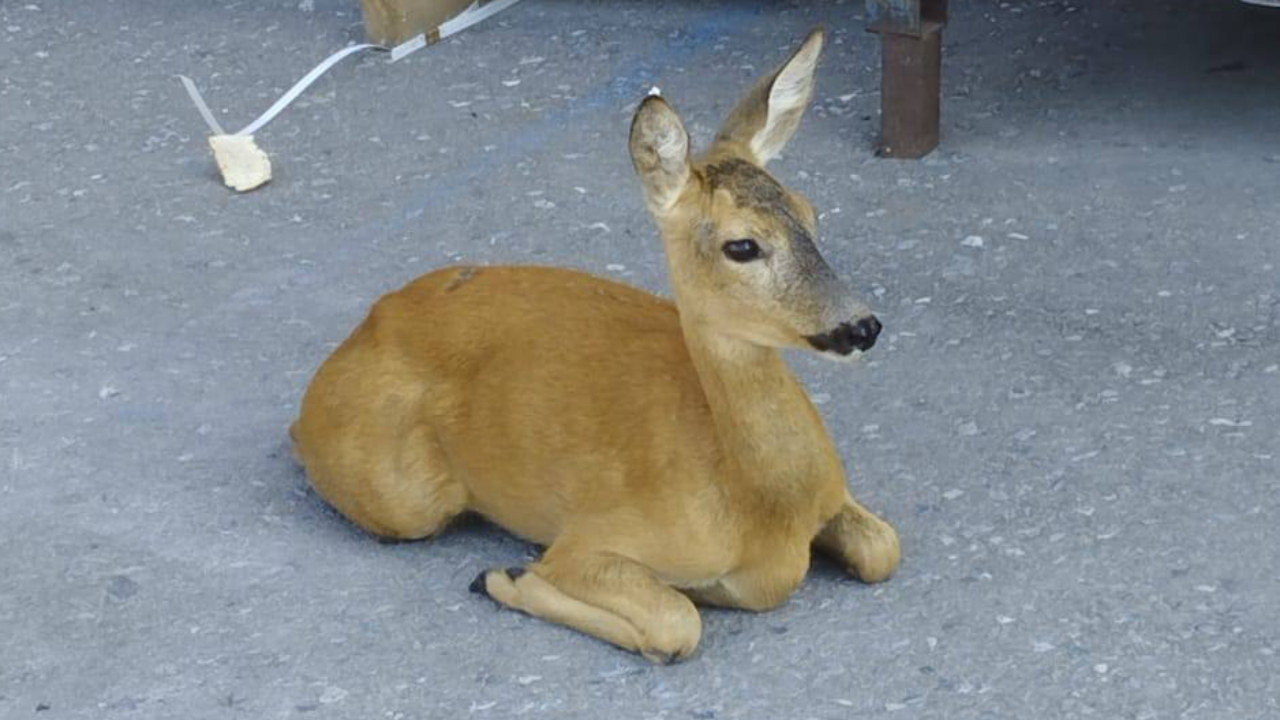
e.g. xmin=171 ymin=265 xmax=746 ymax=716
xmin=878 ymin=28 xmax=941 ymax=158
xmin=866 ymin=0 xmax=948 ymax=158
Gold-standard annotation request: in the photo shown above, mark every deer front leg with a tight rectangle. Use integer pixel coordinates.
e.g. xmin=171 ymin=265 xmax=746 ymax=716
xmin=682 ymin=544 xmax=810 ymax=612
xmin=814 ymin=496 xmax=901 ymax=583
xmin=470 ymin=543 xmax=702 ymax=663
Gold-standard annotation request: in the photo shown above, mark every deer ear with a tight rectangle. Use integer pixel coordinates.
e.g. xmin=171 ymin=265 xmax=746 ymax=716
xmin=630 ymin=94 xmax=691 ymax=214
xmin=715 ymin=29 xmax=824 ymax=165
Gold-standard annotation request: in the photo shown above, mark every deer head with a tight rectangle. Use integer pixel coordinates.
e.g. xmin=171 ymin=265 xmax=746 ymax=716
xmin=630 ymin=29 xmax=881 ymax=358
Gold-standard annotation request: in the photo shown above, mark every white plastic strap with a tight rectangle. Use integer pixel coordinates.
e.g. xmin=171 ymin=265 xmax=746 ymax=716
xmin=439 ymin=0 xmax=523 ymax=38
xmin=390 ymin=34 xmax=427 ymax=62
xmin=179 ymin=42 xmax=389 ymax=138
xmin=178 ymin=0 xmax=521 ymax=139
xmin=238 ymin=42 xmax=385 ymax=136
xmin=178 ymin=75 xmax=228 ymax=136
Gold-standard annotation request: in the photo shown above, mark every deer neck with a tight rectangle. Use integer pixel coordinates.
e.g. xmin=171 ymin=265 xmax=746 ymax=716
xmin=678 ymin=315 xmax=840 ymax=501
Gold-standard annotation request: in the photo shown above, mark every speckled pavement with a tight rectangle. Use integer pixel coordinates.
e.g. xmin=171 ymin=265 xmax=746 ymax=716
xmin=2 ymin=1 xmax=1278 ymax=718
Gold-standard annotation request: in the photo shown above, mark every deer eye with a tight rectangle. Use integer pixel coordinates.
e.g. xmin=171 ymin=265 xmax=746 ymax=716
xmin=722 ymin=239 xmax=763 ymax=263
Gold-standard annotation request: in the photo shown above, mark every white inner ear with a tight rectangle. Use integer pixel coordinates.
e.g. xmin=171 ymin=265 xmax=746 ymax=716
xmin=769 ymin=56 xmax=815 ymax=114
xmin=753 ymin=39 xmax=821 ymax=161
xmin=642 ymin=111 xmax=690 ymax=212
xmin=654 ymin=123 xmax=688 ymax=165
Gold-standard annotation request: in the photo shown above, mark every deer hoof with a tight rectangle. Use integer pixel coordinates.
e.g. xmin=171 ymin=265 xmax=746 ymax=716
xmin=469 ymin=571 xmax=491 ymax=597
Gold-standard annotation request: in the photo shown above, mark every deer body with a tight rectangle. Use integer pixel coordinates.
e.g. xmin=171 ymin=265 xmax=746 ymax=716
xmin=293 ymin=31 xmax=900 ymax=662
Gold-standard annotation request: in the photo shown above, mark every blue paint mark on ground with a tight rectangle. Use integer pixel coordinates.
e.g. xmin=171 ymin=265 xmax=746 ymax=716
xmin=346 ymin=5 xmax=764 ymax=253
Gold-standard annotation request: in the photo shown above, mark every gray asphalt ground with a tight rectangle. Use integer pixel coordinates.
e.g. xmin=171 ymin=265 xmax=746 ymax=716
xmin=3 ymin=1 xmax=1279 ymax=718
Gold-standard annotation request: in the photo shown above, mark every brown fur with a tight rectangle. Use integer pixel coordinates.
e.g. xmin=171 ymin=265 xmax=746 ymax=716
xmin=292 ymin=29 xmax=899 ymax=662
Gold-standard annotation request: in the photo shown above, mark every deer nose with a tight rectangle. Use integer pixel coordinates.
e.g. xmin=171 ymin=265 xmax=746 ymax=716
xmin=846 ymin=316 xmax=881 ymax=351
xmin=805 ymin=315 xmax=882 ymax=355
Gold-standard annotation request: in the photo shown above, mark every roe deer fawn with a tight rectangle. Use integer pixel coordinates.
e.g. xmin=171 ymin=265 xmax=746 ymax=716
xmin=292 ymin=29 xmax=900 ymax=662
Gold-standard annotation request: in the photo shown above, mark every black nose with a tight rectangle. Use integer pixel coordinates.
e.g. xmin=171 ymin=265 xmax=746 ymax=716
xmin=847 ymin=316 xmax=881 ymax=351
xmin=805 ymin=316 xmax=882 ymax=355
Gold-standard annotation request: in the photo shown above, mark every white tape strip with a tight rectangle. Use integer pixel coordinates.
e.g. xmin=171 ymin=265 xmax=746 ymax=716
xmin=238 ymin=43 xmax=384 ymax=136
xmin=390 ymin=34 xmax=427 ymax=62
xmin=179 ymin=43 xmax=385 ymax=138
xmin=178 ymin=32 xmax=434 ymax=139
xmin=438 ymin=0 xmax=523 ymax=40
xmin=178 ymin=75 xmax=228 ymax=136
xmin=178 ymin=0 xmax=522 ymax=140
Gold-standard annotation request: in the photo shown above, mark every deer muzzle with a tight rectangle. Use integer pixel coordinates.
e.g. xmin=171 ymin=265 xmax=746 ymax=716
xmin=805 ymin=315 xmax=882 ymax=355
